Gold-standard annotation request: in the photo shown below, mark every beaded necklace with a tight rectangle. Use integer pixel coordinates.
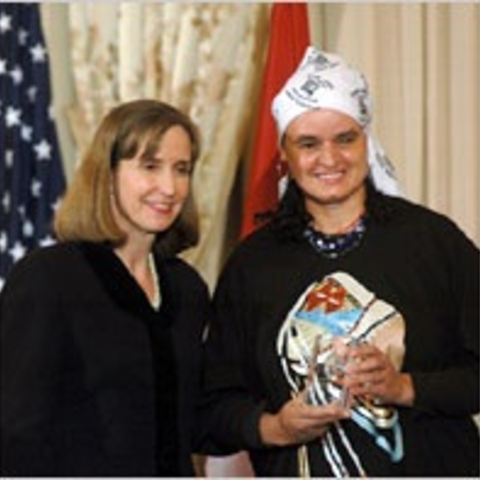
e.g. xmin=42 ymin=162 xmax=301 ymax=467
xmin=304 ymin=214 xmax=367 ymax=259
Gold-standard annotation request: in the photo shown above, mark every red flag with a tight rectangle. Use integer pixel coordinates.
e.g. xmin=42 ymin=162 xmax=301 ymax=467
xmin=240 ymin=3 xmax=310 ymax=238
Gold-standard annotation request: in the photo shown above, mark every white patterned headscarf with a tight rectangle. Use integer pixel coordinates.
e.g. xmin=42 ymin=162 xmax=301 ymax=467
xmin=272 ymin=46 xmax=402 ymax=197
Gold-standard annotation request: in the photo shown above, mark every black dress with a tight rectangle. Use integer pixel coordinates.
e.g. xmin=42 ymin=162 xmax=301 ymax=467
xmin=0 ymin=241 xmax=210 ymax=476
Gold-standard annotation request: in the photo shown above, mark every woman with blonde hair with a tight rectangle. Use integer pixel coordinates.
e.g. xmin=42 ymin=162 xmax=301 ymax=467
xmin=1 ymin=99 xmax=210 ymax=476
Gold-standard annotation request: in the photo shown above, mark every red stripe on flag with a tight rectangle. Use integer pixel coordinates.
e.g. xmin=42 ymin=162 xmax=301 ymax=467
xmin=240 ymin=3 xmax=310 ymax=239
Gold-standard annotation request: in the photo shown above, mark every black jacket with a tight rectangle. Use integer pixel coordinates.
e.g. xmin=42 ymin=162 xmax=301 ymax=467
xmin=0 ymin=241 xmax=210 ymax=476
xmin=201 ymin=196 xmax=479 ymax=477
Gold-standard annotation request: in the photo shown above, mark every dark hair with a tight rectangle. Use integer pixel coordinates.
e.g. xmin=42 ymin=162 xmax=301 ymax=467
xmin=55 ymin=99 xmax=201 ymax=257
xmin=270 ymin=177 xmax=394 ymax=241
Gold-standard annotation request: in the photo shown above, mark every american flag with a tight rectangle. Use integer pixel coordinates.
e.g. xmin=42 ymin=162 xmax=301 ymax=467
xmin=0 ymin=4 xmax=66 ymax=290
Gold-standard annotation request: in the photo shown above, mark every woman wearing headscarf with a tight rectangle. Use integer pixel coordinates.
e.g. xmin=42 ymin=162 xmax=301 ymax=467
xmin=201 ymin=47 xmax=479 ymax=477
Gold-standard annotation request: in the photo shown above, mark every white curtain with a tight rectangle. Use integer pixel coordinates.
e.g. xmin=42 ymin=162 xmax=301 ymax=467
xmin=309 ymin=3 xmax=479 ymax=244
xmin=67 ymin=3 xmax=270 ymax=292
xmin=43 ymin=3 xmax=269 ymax=292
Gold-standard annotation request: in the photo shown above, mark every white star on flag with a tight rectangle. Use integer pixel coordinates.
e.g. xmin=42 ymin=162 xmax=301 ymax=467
xmin=23 ymin=220 xmax=35 ymax=237
xmin=0 ymin=232 xmax=7 ymax=253
xmin=9 ymin=241 xmax=27 ymax=263
xmin=30 ymin=42 xmax=47 ymax=63
xmin=34 ymin=139 xmax=52 ymax=160
xmin=0 ymin=12 xmax=12 ymax=33
xmin=2 ymin=192 xmax=10 ymax=212
xmin=40 ymin=235 xmax=56 ymax=247
xmin=31 ymin=179 xmax=42 ymax=197
xmin=10 ymin=65 xmax=23 ymax=84
xmin=18 ymin=28 xmax=28 ymax=45
xmin=27 ymin=86 xmax=37 ymax=102
xmin=5 ymin=106 xmax=21 ymax=127
xmin=21 ymin=124 xmax=33 ymax=141
xmin=5 ymin=150 xmax=14 ymax=167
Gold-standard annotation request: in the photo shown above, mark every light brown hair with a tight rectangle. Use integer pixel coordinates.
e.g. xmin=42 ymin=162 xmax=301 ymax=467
xmin=54 ymin=99 xmax=201 ymax=256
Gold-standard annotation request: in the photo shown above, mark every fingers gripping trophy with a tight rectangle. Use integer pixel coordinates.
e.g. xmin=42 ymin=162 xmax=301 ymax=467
xmin=277 ymin=272 xmax=405 ymax=476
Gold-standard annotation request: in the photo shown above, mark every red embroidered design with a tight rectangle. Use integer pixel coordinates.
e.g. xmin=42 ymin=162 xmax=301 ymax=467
xmin=304 ymin=278 xmax=346 ymax=313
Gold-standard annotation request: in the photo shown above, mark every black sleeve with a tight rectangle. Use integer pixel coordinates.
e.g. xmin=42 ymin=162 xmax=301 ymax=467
xmin=0 ymin=252 xmax=68 ymax=475
xmin=169 ymin=261 xmax=213 ymax=462
xmin=412 ymin=220 xmax=479 ymax=416
xmin=197 ymin=255 xmax=265 ymax=455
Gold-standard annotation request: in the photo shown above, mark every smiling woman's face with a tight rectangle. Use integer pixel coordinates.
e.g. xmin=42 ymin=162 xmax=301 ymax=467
xmin=111 ymin=125 xmax=193 ymax=242
xmin=281 ymin=108 xmax=369 ymax=215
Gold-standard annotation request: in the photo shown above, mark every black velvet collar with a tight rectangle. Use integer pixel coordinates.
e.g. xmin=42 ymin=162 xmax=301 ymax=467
xmin=76 ymin=241 xmax=175 ymax=327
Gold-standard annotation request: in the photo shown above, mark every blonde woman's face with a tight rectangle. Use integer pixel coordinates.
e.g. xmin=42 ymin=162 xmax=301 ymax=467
xmin=111 ymin=125 xmax=193 ymax=242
